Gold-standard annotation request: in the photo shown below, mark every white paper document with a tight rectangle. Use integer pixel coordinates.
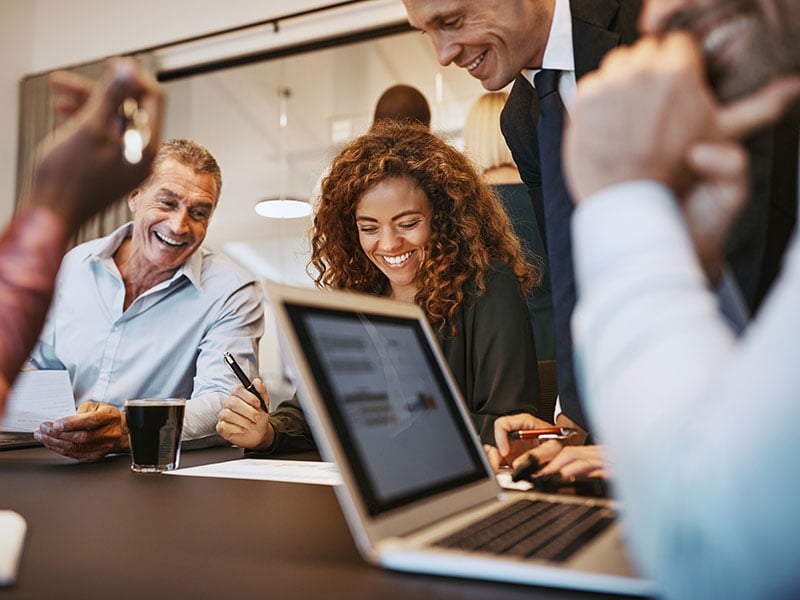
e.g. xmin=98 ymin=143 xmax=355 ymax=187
xmin=168 ymin=458 xmax=343 ymax=486
xmin=1 ymin=370 xmax=76 ymax=432
xmin=496 ymin=470 xmax=534 ymax=491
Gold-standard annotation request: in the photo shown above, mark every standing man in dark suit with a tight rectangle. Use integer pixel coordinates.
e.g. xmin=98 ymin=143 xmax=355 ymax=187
xmin=402 ymin=0 xmax=641 ymax=439
xmin=499 ymin=0 xmax=641 ymax=435
xmin=403 ymin=0 xmax=797 ymax=450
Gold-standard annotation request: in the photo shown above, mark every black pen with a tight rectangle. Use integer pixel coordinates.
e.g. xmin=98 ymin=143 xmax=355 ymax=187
xmin=223 ymin=352 xmax=267 ymax=411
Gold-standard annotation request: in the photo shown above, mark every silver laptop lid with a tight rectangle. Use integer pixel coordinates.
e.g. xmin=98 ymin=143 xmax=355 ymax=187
xmin=266 ymin=282 xmax=502 ymax=548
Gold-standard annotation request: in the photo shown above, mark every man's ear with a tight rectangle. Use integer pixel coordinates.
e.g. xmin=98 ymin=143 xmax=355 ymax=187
xmin=127 ymin=188 xmax=140 ymax=213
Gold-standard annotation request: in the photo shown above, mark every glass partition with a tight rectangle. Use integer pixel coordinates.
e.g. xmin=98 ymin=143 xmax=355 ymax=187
xmin=161 ymin=30 xmax=488 ymax=285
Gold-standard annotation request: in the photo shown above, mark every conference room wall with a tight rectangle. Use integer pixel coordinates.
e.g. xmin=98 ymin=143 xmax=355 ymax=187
xmin=0 ymin=0 xmax=338 ymax=227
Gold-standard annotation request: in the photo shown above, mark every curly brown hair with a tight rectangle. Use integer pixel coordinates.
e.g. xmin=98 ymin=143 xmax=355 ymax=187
xmin=310 ymin=120 xmax=540 ymax=334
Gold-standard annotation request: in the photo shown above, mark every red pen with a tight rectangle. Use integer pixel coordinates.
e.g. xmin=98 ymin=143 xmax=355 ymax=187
xmin=507 ymin=427 xmax=577 ymax=441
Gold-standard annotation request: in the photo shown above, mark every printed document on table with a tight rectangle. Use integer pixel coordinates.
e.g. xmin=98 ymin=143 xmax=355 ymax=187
xmin=168 ymin=458 xmax=342 ymax=486
xmin=496 ymin=470 xmax=534 ymax=491
xmin=1 ymin=370 xmax=76 ymax=432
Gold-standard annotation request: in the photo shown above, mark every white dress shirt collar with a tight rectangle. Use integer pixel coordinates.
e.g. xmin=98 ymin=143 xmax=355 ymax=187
xmin=522 ymin=0 xmax=575 ymax=86
xmin=86 ymin=221 xmax=204 ymax=291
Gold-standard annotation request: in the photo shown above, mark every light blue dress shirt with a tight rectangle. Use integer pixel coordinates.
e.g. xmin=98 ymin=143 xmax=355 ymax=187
xmin=572 ymin=180 xmax=800 ymax=599
xmin=29 ymin=223 xmax=264 ymax=440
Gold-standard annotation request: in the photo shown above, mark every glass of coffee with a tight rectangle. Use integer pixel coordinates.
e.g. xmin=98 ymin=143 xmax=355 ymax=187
xmin=124 ymin=399 xmax=186 ymax=473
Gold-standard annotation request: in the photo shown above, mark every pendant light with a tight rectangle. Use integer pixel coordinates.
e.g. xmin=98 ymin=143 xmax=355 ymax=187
xmin=255 ymin=86 xmax=312 ymax=219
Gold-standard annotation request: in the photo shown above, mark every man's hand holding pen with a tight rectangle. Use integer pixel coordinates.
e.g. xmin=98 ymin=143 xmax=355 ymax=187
xmin=485 ymin=413 xmax=568 ymax=472
xmin=484 ymin=413 xmax=608 ymax=489
xmin=216 ymin=378 xmax=275 ymax=451
xmin=507 ymin=427 xmax=578 ymax=441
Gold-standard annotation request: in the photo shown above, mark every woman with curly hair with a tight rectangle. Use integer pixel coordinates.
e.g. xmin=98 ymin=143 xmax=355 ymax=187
xmin=216 ymin=120 xmax=542 ymax=452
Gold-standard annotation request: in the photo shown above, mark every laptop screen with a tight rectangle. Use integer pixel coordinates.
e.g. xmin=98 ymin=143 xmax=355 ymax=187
xmin=285 ymin=303 xmax=488 ymax=516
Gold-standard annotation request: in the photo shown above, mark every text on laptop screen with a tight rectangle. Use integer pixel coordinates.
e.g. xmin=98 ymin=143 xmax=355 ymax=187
xmin=286 ymin=304 xmax=487 ymax=515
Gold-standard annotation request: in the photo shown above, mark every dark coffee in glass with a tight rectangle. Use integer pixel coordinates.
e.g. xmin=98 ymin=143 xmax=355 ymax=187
xmin=125 ymin=399 xmax=186 ymax=472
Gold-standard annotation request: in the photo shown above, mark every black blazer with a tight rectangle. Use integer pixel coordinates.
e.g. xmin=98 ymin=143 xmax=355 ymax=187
xmin=730 ymin=117 xmax=798 ymax=313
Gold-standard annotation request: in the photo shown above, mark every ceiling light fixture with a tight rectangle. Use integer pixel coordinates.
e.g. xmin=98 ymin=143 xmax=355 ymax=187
xmin=255 ymin=86 xmax=312 ymax=219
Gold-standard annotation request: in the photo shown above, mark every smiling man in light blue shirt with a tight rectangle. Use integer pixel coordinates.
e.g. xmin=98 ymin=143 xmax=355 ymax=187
xmin=30 ymin=139 xmax=264 ymax=462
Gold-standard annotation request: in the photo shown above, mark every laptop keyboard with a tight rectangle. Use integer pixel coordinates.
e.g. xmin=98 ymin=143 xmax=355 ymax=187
xmin=434 ymin=499 xmax=615 ymax=563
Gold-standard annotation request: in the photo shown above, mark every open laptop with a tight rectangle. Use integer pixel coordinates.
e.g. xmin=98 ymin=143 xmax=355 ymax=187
xmin=0 ymin=432 xmax=41 ymax=451
xmin=266 ymin=281 xmax=654 ymax=596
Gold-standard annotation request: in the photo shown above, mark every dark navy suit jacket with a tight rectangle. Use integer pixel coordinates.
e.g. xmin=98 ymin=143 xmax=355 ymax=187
xmin=500 ymin=0 xmax=642 ymax=430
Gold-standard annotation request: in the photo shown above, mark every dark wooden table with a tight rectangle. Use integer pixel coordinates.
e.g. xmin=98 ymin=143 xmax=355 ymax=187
xmin=0 ymin=446 xmax=626 ymax=599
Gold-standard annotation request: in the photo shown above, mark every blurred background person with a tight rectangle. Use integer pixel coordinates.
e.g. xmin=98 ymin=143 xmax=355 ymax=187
xmin=371 ymin=83 xmax=431 ymax=128
xmin=310 ymin=83 xmax=432 ymax=209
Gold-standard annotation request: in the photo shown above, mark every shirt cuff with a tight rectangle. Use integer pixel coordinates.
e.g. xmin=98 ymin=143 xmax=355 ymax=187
xmin=552 ymin=396 xmax=562 ymax=422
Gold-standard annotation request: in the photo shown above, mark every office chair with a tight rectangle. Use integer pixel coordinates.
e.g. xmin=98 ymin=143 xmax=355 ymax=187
xmin=537 ymin=360 xmax=558 ymax=423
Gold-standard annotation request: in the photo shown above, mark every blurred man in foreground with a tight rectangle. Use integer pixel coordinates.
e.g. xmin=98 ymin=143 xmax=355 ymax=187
xmin=0 ymin=59 xmax=162 ymax=416
xmin=565 ymin=0 xmax=800 ymax=597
